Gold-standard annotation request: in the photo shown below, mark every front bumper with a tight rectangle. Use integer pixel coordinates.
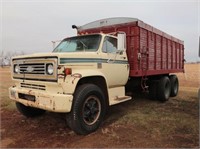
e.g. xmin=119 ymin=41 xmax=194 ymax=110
xmin=9 ymin=86 xmax=73 ymax=113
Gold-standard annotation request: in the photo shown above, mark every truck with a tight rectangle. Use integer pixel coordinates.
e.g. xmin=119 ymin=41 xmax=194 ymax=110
xmin=9 ymin=17 xmax=184 ymax=135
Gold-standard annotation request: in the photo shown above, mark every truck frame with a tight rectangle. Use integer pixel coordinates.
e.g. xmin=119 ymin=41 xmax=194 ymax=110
xmin=9 ymin=17 xmax=184 ymax=135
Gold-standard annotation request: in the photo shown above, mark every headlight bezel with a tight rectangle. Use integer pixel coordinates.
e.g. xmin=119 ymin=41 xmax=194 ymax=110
xmin=14 ymin=64 xmax=20 ymax=73
xmin=46 ymin=63 xmax=54 ymax=75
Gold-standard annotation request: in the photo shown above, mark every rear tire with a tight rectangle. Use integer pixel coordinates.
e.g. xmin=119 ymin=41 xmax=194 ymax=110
xmin=169 ymin=75 xmax=179 ymax=97
xmin=149 ymin=81 xmax=157 ymax=100
xmin=16 ymin=102 xmax=45 ymax=117
xmin=66 ymin=84 xmax=106 ymax=135
xmin=157 ymin=76 xmax=171 ymax=101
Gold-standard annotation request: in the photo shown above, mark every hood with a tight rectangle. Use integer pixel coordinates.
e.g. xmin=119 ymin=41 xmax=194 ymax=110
xmin=12 ymin=52 xmax=100 ymax=61
xmin=12 ymin=52 xmax=62 ymax=60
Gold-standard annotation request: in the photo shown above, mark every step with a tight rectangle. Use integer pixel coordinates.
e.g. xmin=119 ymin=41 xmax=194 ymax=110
xmin=110 ymin=96 xmax=132 ymax=105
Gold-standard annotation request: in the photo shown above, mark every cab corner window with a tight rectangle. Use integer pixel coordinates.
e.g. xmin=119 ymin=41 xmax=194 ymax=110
xmin=102 ymin=36 xmax=117 ymax=53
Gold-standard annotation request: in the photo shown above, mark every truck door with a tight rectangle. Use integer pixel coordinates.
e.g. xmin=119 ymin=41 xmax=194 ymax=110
xmin=100 ymin=36 xmax=129 ymax=87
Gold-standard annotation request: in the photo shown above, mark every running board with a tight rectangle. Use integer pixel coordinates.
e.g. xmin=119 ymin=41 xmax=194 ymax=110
xmin=110 ymin=96 xmax=132 ymax=105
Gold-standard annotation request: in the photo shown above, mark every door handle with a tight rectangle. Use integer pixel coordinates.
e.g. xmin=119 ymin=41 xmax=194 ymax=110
xmin=120 ymin=56 xmax=126 ymax=59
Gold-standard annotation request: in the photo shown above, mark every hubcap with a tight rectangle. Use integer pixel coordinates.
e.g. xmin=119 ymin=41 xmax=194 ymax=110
xmin=82 ymin=96 xmax=101 ymax=125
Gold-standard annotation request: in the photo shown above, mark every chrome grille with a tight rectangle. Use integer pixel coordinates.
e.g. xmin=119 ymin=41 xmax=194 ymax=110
xmin=12 ymin=57 xmax=57 ymax=81
xmin=21 ymin=83 xmax=46 ymax=90
xmin=19 ymin=63 xmax=45 ymax=74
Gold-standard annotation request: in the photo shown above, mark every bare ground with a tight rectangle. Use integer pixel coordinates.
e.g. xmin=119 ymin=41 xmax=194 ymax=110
xmin=0 ymin=64 xmax=199 ymax=148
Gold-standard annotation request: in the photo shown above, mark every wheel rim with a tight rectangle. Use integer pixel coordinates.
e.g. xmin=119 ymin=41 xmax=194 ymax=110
xmin=82 ymin=95 xmax=101 ymax=125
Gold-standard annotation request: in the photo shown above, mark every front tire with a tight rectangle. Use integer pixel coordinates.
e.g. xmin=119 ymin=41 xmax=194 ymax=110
xmin=16 ymin=102 xmax=45 ymax=117
xmin=66 ymin=84 xmax=106 ymax=135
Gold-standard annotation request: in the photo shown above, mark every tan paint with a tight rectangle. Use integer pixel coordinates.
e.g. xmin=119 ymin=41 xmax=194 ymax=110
xmin=9 ymin=86 xmax=73 ymax=112
xmin=9 ymin=33 xmax=132 ymax=113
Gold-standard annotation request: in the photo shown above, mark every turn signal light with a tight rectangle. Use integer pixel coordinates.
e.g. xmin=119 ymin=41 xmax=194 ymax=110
xmin=64 ymin=68 xmax=72 ymax=75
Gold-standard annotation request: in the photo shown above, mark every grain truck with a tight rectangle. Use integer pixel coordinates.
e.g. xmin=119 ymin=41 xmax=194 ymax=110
xmin=9 ymin=17 xmax=184 ymax=135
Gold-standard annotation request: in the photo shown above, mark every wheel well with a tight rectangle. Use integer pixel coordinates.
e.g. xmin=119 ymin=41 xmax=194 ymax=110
xmin=76 ymin=76 xmax=109 ymax=106
xmin=147 ymin=74 xmax=170 ymax=85
xmin=148 ymin=74 xmax=169 ymax=81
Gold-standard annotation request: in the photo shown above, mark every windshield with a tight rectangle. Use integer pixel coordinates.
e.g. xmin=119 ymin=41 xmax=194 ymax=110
xmin=53 ymin=34 xmax=101 ymax=52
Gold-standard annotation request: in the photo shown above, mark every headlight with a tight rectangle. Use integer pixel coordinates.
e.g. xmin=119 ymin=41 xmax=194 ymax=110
xmin=14 ymin=65 xmax=20 ymax=73
xmin=46 ymin=64 xmax=54 ymax=75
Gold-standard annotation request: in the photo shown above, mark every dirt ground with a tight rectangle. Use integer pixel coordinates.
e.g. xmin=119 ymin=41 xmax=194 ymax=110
xmin=0 ymin=64 xmax=199 ymax=148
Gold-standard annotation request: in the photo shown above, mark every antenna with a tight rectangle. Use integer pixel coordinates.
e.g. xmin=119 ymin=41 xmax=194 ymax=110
xmin=51 ymin=40 xmax=62 ymax=49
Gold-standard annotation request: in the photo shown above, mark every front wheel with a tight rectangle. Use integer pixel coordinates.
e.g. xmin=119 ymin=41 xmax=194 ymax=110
xmin=66 ymin=84 xmax=107 ymax=135
xmin=16 ymin=102 xmax=45 ymax=117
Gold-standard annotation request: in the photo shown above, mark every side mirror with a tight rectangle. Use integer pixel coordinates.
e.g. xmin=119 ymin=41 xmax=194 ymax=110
xmin=117 ymin=32 xmax=126 ymax=52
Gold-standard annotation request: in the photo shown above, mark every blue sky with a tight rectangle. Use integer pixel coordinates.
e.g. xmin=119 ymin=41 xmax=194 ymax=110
xmin=1 ymin=0 xmax=200 ymax=62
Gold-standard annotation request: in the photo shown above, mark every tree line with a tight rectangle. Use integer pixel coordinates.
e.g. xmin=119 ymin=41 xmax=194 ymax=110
xmin=0 ymin=51 xmax=25 ymax=67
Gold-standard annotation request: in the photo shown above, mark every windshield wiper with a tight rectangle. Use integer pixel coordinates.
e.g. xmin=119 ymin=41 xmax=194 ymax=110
xmin=79 ymin=40 xmax=88 ymax=49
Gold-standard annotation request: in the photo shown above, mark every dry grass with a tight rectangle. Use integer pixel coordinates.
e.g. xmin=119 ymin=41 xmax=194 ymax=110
xmin=176 ymin=63 xmax=200 ymax=88
xmin=0 ymin=67 xmax=15 ymax=110
xmin=116 ymin=93 xmax=198 ymax=137
xmin=0 ymin=64 xmax=199 ymax=148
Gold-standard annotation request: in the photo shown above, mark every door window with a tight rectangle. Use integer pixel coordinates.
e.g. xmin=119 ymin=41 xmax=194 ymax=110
xmin=102 ymin=36 xmax=117 ymax=53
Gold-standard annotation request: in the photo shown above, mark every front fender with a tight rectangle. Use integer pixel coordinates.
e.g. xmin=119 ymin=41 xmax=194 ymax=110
xmin=61 ymin=69 xmax=107 ymax=94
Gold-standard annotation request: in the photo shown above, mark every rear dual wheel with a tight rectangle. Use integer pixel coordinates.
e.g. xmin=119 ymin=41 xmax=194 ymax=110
xmin=157 ymin=76 xmax=171 ymax=101
xmin=169 ymin=75 xmax=179 ymax=97
xmin=149 ymin=75 xmax=179 ymax=101
xmin=149 ymin=81 xmax=157 ymax=100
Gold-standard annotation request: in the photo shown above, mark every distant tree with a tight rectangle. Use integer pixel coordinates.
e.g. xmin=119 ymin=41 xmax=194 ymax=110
xmin=0 ymin=50 xmax=25 ymax=67
xmin=0 ymin=51 xmax=5 ymax=68
xmin=5 ymin=51 xmax=13 ymax=66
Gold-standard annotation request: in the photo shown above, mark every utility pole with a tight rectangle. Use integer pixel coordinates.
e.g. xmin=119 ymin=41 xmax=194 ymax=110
xmin=198 ymin=36 xmax=200 ymax=100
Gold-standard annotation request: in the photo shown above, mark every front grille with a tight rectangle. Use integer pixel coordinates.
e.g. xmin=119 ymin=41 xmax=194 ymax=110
xmin=21 ymin=83 xmax=46 ymax=90
xmin=12 ymin=57 xmax=57 ymax=81
xmin=19 ymin=63 xmax=45 ymax=74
